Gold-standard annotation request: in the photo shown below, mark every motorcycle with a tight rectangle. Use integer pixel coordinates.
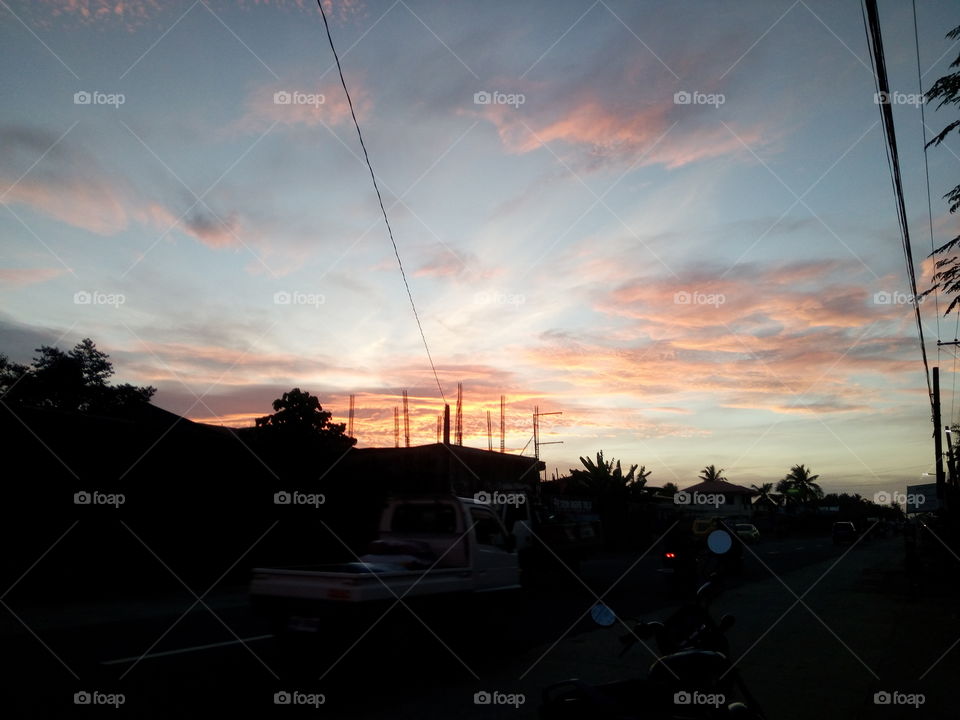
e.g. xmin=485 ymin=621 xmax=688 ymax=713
xmin=540 ymin=576 xmax=765 ymax=719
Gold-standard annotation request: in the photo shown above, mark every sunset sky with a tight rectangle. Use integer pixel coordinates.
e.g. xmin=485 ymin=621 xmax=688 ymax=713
xmin=2 ymin=0 xmax=960 ymax=496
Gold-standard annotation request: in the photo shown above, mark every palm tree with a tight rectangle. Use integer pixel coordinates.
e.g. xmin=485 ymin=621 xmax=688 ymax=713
xmin=779 ymin=464 xmax=822 ymax=506
xmin=568 ymin=451 xmax=650 ymax=548
xmin=569 ymin=451 xmax=650 ymax=496
xmin=751 ymin=482 xmax=773 ymax=501
xmin=698 ymin=465 xmax=726 ymax=483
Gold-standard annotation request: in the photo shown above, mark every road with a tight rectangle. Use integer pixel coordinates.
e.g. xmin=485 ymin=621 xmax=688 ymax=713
xmin=0 ymin=531 xmax=895 ymax=718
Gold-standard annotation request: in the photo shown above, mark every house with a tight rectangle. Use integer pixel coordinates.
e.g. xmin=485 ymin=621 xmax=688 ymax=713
xmin=679 ymin=479 xmax=756 ymax=521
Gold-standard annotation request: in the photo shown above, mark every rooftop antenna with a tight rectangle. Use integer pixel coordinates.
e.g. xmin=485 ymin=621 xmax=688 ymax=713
xmin=394 ymin=406 xmax=399 ymax=448
xmin=487 ymin=410 xmax=493 ymax=452
xmin=402 ymin=389 xmax=410 ymax=447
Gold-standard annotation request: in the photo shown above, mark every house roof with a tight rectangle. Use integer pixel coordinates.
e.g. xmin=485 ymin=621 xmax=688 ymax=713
xmin=684 ymin=479 xmax=756 ymax=495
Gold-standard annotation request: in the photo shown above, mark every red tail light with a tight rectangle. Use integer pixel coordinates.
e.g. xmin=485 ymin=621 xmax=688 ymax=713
xmin=665 ymin=552 xmax=676 ymax=559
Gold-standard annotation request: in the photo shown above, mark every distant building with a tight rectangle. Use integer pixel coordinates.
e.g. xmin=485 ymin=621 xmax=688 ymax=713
xmin=679 ymin=479 xmax=756 ymax=520
xmin=336 ymin=443 xmax=545 ymax=497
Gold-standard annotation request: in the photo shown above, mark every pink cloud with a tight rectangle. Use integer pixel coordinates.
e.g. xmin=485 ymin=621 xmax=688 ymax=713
xmin=0 ymin=267 xmax=67 ymax=286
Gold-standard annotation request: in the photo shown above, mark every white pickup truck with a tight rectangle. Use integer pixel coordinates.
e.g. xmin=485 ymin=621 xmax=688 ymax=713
xmin=250 ymin=495 xmax=521 ymax=633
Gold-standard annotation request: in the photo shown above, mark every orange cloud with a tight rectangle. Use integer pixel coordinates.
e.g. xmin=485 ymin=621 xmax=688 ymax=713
xmin=483 ymin=98 xmax=766 ymax=171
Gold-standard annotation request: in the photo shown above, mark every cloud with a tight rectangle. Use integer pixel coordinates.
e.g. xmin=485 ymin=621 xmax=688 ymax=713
xmin=231 ymin=79 xmax=371 ymax=135
xmin=0 ymin=268 xmax=67 ymax=286
xmin=27 ymin=1 xmax=365 ymax=29
xmin=516 ymin=259 xmax=925 ymax=417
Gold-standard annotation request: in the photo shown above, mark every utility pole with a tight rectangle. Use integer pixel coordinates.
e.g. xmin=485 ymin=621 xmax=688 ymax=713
xmin=394 ymin=406 xmax=400 ymax=448
xmin=443 ymin=404 xmax=450 ymax=445
xmin=455 ymin=383 xmax=463 ymax=446
xmin=500 ymin=394 xmax=505 ymax=452
xmin=402 ymin=389 xmax=410 ymax=447
xmin=933 ymin=367 xmax=945 ymax=500
xmin=487 ymin=410 xmax=493 ymax=451
xmin=347 ymin=394 xmax=355 ymax=438
xmin=946 ymin=426 xmax=957 ymax=487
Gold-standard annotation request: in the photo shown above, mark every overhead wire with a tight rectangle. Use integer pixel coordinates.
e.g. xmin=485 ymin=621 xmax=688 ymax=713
xmin=315 ymin=0 xmax=446 ymax=403
xmin=862 ymin=0 xmax=934 ymax=410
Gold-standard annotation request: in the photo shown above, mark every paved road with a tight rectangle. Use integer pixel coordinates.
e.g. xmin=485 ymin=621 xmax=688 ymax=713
xmin=0 ymin=531 xmax=892 ymax=717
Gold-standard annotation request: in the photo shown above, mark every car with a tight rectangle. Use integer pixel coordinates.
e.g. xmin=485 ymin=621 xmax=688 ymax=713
xmin=832 ymin=521 xmax=856 ymax=545
xmin=734 ymin=523 xmax=760 ymax=543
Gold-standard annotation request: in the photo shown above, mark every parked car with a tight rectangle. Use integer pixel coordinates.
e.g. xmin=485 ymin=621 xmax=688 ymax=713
xmin=734 ymin=523 xmax=760 ymax=543
xmin=832 ymin=521 xmax=857 ymax=545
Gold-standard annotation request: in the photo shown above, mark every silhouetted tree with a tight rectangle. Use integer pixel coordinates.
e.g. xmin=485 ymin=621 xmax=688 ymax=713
xmin=778 ymin=464 xmax=822 ymax=506
xmin=568 ymin=451 xmax=649 ymax=496
xmin=567 ymin=451 xmax=651 ymax=548
xmin=922 ymin=24 xmax=960 ymax=313
xmin=660 ymin=481 xmax=680 ymax=497
xmin=698 ymin=464 xmax=726 ymax=483
xmin=255 ymin=388 xmax=356 ymax=445
xmin=0 ymin=338 xmax=155 ymax=412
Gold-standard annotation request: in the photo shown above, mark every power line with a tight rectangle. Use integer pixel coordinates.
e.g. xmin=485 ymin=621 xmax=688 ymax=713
xmin=862 ymin=0 xmax=933 ymax=409
xmin=316 ymin=0 xmax=446 ymax=403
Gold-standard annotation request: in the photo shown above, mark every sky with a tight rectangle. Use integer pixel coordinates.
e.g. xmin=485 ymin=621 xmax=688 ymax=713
xmin=2 ymin=0 xmax=960 ymax=498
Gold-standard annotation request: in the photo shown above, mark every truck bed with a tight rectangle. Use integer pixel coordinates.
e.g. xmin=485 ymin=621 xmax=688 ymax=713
xmin=250 ymin=563 xmax=476 ymax=604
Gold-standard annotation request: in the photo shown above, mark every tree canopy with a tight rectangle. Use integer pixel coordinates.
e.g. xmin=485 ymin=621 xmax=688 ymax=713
xmin=923 ymin=24 xmax=960 ymax=313
xmin=0 ymin=338 xmax=155 ymax=413
xmin=254 ymin=387 xmax=356 ymax=446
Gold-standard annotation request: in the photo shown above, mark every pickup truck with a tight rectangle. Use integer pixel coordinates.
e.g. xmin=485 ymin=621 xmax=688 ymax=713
xmin=250 ymin=495 xmax=521 ymax=634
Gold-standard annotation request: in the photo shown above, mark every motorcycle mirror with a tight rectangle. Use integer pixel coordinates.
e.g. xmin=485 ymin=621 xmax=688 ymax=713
xmin=707 ymin=529 xmax=733 ymax=554
xmin=590 ymin=603 xmax=617 ymax=627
